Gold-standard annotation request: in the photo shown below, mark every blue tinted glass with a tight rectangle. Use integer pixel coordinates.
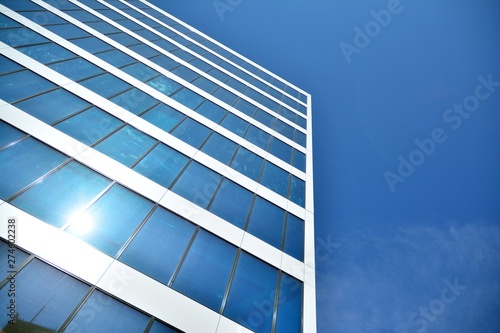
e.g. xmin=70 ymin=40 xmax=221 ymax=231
xmin=247 ymin=197 xmax=285 ymax=248
xmin=261 ymin=96 xmax=280 ymax=112
xmin=172 ymin=162 xmax=221 ymax=208
xmin=45 ymin=23 xmax=89 ymax=39
xmin=243 ymin=87 xmax=263 ymax=103
xmin=55 ymin=107 xmax=122 ymax=145
xmin=17 ymin=43 xmax=74 ymax=64
xmin=0 ymin=55 xmax=22 ymax=74
xmin=48 ymin=57 xmax=103 ymax=81
xmin=171 ymin=118 xmax=210 ymax=148
xmin=284 ymin=214 xmax=304 ymax=261
xmin=260 ymin=162 xmax=289 ymax=197
xmin=171 ymin=66 xmax=198 ymax=82
xmin=154 ymin=40 xmax=177 ymax=52
xmin=11 ymin=161 xmax=111 ymax=228
xmin=223 ymin=252 xmax=278 ymax=333
xmin=297 ymin=115 xmax=307 ymax=129
xmin=225 ymin=78 xmax=246 ymax=92
xmin=66 ymin=184 xmax=154 ymax=256
xmin=190 ymin=59 xmax=212 ymax=72
xmin=80 ymin=73 xmax=130 ymax=98
xmin=63 ymin=9 xmax=98 ymax=22
xmin=148 ymin=321 xmax=179 ymax=333
xmin=220 ymin=113 xmax=248 ymax=136
xmin=207 ymin=68 xmax=228 ymax=82
xmin=149 ymin=54 xmax=178 ymax=70
xmin=111 ymin=88 xmax=158 ymax=115
xmin=96 ymin=49 xmax=136 ymax=67
xmin=14 ymin=88 xmax=89 ymax=124
xmin=275 ymin=273 xmax=303 ymax=333
xmin=0 ymin=27 xmax=48 ymax=47
xmin=171 ymin=88 xmax=204 ymax=109
xmin=172 ymin=230 xmax=237 ymax=312
xmin=146 ymin=75 xmax=181 ymax=95
xmin=209 ymin=179 xmax=253 ymax=229
xmin=234 ymin=98 xmax=257 ymax=117
xmin=195 ymin=100 xmax=226 ymax=123
xmin=191 ymin=76 xmax=218 ymax=94
xmin=200 ymin=132 xmax=237 ymax=164
xmin=133 ymin=143 xmax=188 ymax=188
xmin=72 ymin=36 xmax=112 ymax=53
xmin=130 ymin=43 xmax=159 ymax=58
xmin=86 ymin=20 xmax=120 ymax=34
xmin=299 ymin=94 xmax=307 ymax=103
xmin=0 ymin=14 xmax=22 ymax=28
xmin=254 ymin=110 xmax=276 ymax=129
xmin=214 ymin=88 xmax=238 ymax=106
xmin=120 ymin=207 xmax=195 ymax=284
xmin=289 ymin=175 xmax=305 ymax=207
xmin=295 ymin=130 xmax=307 ymax=147
xmin=0 ymin=240 xmax=29 ymax=280
xmin=0 ymin=138 xmax=66 ymax=200
xmin=298 ymin=103 xmax=307 ymax=115
xmin=274 ymin=119 xmax=295 ymax=140
xmin=230 ymin=147 xmax=263 ymax=182
xmin=170 ymin=49 xmax=194 ymax=61
xmin=269 ymin=137 xmax=293 ymax=164
xmin=0 ymin=121 xmax=25 ymax=148
xmin=95 ymin=125 xmax=156 ymax=167
xmin=121 ymin=62 xmax=159 ymax=82
xmin=0 ymin=259 xmax=89 ymax=331
xmin=292 ymin=150 xmax=306 ymax=172
xmin=244 ymin=125 xmax=271 ymax=150
xmin=65 ymin=291 xmax=149 ymax=332
xmin=141 ymin=103 xmax=184 ymax=132
xmin=107 ymin=32 xmax=140 ymax=46
xmin=0 ymin=70 xmax=56 ymax=102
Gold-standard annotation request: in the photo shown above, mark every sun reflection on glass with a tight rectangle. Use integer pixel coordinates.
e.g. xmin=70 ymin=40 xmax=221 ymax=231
xmin=68 ymin=211 xmax=94 ymax=235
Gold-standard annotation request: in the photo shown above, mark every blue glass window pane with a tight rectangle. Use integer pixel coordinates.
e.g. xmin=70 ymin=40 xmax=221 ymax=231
xmin=220 ymin=113 xmax=248 ymax=136
xmin=172 ymin=66 xmax=198 ymax=82
xmin=146 ymin=75 xmax=181 ymax=95
xmin=14 ymin=88 xmax=90 ymax=124
xmin=298 ymin=103 xmax=307 ymax=115
xmin=195 ymin=100 xmax=226 ymax=123
xmin=121 ymin=62 xmax=159 ymax=82
xmin=133 ymin=143 xmax=188 ymax=188
xmin=292 ymin=150 xmax=306 ymax=172
xmin=234 ymin=98 xmax=257 ymax=117
xmin=111 ymin=88 xmax=158 ymax=115
xmin=149 ymin=54 xmax=178 ymax=70
xmin=200 ymin=132 xmax=237 ymax=165
xmin=190 ymin=58 xmax=212 ymax=72
xmin=20 ymin=10 xmax=70 ymax=24
xmin=172 ymin=230 xmax=237 ymax=312
xmin=17 ymin=43 xmax=74 ymax=64
xmin=141 ymin=103 xmax=184 ymax=132
xmin=254 ymin=110 xmax=276 ymax=129
xmin=0 ymin=0 xmax=43 ymax=10
xmin=0 ymin=259 xmax=89 ymax=331
xmin=107 ymin=32 xmax=140 ymax=46
xmin=96 ymin=49 xmax=135 ymax=67
xmin=297 ymin=115 xmax=307 ymax=129
xmin=244 ymin=125 xmax=271 ymax=150
xmin=289 ymin=175 xmax=305 ymax=207
xmin=0 ymin=14 xmax=22 ymax=28
xmin=284 ymin=214 xmax=304 ymax=261
xmin=63 ymin=9 xmax=98 ymax=22
xmin=274 ymin=119 xmax=295 ymax=140
xmin=95 ymin=125 xmax=156 ymax=167
xmin=148 ymin=321 xmax=179 ymax=333
xmin=65 ymin=291 xmax=149 ymax=333
xmin=0 ymin=138 xmax=67 ymax=200
xmin=120 ymin=207 xmax=195 ymax=284
xmin=134 ymin=28 xmax=160 ymax=40
xmin=280 ymin=103 xmax=297 ymax=121
xmin=0 ymin=121 xmax=25 ymax=148
xmin=48 ymin=57 xmax=103 ymax=81
xmin=0 ymin=27 xmax=49 ymax=47
xmin=154 ymin=40 xmax=177 ymax=52
xmin=171 ymin=118 xmax=210 ymax=148
xmin=86 ymin=20 xmax=120 ymax=34
xmin=170 ymin=48 xmax=194 ymax=61
xmin=171 ymin=88 xmax=204 ymax=109
xmin=172 ymin=162 xmax=221 ymax=208
xmin=45 ymin=23 xmax=89 ymax=39
xmin=209 ymin=179 xmax=253 ymax=229
xmin=225 ymin=78 xmax=246 ymax=92
xmin=80 ymin=73 xmax=130 ymax=98
xmin=130 ymin=43 xmax=159 ymax=58
xmin=295 ymin=130 xmax=307 ymax=147
xmin=11 ymin=161 xmax=111 ymax=227
xmin=191 ymin=76 xmax=218 ymax=94
xmin=0 ymin=240 xmax=29 ymax=281
xmin=269 ymin=137 xmax=293 ymax=164
xmin=243 ymin=87 xmax=263 ymax=103
xmin=260 ymin=162 xmax=289 ymax=197
xmin=275 ymin=273 xmax=303 ymax=333
xmin=54 ymin=107 xmax=122 ymax=145
xmin=223 ymin=252 xmax=278 ymax=333
xmin=214 ymin=88 xmax=238 ymax=106
xmin=0 ymin=70 xmax=56 ymax=103
xmin=230 ymin=147 xmax=263 ymax=182
xmin=247 ymin=197 xmax=285 ymax=248
xmin=66 ymin=184 xmax=154 ymax=256
xmin=207 ymin=68 xmax=229 ymax=82
xmin=0 ymin=55 xmax=22 ymax=74
xmin=261 ymin=96 xmax=280 ymax=112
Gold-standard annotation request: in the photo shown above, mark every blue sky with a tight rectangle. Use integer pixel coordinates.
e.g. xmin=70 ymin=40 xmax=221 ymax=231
xmin=150 ymin=1 xmax=500 ymax=332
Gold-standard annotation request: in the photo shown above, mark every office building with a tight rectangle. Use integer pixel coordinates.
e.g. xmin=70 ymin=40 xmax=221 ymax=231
xmin=0 ymin=0 xmax=315 ymax=332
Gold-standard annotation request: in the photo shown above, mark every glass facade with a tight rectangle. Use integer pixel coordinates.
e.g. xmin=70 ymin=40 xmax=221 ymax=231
xmin=0 ymin=0 xmax=314 ymax=332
